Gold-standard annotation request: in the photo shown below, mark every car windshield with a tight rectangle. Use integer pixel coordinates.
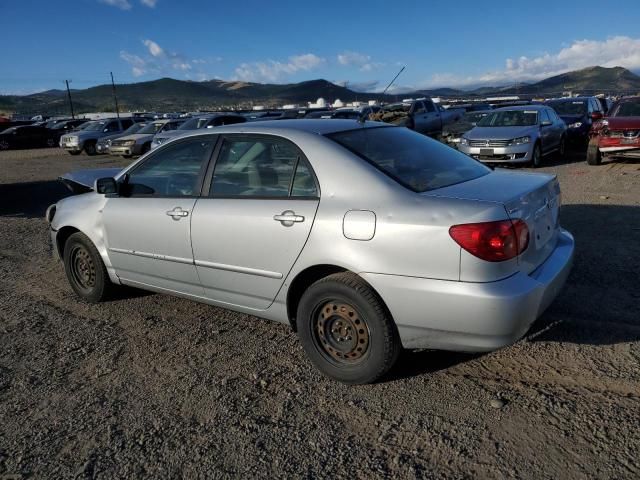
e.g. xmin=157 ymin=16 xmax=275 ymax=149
xmin=178 ymin=117 xmax=210 ymax=130
xmin=328 ymin=126 xmax=489 ymax=192
xmin=138 ymin=122 xmax=166 ymax=134
xmin=123 ymin=123 xmax=144 ymax=135
xmin=477 ymin=110 xmax=538 ymax=127
xmin=463 ymin=112 xmax=490 ymax=123
xmin=612 ymin=100 xmax=640 ymax=117
xmin=547 ymin=100 xmax=587 ymax=115
xmin=84 ymin=121 xmax=108 ymax=131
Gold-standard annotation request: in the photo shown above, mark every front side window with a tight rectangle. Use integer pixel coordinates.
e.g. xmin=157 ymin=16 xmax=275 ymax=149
xmin=125 ymin=139 xmax=214 ymax=197
xmin=210 ymin=137 xmax=317 ymax=198
xmin=539 ymin=109 xmax=551 ymax=124
xmin=414 ymin=102 xmax=426 ymax=114
xmin=328 ymin=126 xmax=489 ymax=192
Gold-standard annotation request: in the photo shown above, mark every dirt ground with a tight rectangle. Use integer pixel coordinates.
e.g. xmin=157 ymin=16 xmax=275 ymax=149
xmin=0 ymin=146 xmax=639 ymax=479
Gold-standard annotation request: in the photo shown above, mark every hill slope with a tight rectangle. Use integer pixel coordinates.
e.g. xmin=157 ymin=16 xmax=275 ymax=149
xmin=1 ymin=66 xmax=639 ymax=115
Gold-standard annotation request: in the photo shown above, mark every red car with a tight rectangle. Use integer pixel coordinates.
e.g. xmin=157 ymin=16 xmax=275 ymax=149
xmin=587 ymin=96 xmax=640 ymax=165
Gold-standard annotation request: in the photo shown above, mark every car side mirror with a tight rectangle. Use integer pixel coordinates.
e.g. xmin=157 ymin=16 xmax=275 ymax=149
xmin=540 ymin=120 xmax=552 ymax=127
xmin=95 ymin=177 xmax=118 ymax=195
xmin=591 ymin=112 xmax=603 ymax=121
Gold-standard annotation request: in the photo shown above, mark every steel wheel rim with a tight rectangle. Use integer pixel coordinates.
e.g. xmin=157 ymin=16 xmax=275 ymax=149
xmin=70 ymin=245 xmax=96 ymax=291
xmin=313 ymin=301 xmax=370 ymax=364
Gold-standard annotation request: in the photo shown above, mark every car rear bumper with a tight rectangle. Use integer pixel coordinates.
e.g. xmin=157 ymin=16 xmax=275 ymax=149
xmin=458 ymin=143 xmax=533 ymax=163
xmin=361 ymin=229 xmax=574 ymax=352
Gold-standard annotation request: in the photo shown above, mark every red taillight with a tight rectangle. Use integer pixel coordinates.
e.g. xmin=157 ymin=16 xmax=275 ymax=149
xmin=449 ymin=219 xmax=529 ymax=262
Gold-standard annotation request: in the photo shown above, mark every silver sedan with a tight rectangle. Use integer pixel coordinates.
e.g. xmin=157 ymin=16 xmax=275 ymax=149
xmin=47 ymin=120 xmax=574 ymax=384
xmin=458 ymin=105 xmax=567 ymax=167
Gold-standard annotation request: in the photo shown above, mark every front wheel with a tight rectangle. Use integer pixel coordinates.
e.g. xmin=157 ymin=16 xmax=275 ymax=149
xmin=586 ymin=138 xmax=602 ymax=165
xmin=63 ymin=232 xmax=115 ymax=303
xmin=296 ymin=272 xmax=400 ymax=384
xmin=68 ymin=150 xmax=82 ymax=156
xmin=555 ymin=135 xmax=566 ymax=160
xmin=531 ymin=143 xmax=542 ymax=168
xmin=84 ymin=142 xmax=96 ymax=156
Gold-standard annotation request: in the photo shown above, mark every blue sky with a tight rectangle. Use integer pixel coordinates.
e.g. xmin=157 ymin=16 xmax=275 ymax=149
xmin=2 ymin=0 xmax=640 ymax=94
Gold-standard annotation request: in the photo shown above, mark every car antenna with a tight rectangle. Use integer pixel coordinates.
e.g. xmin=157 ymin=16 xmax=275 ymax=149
xmin=359 ymin=66 xmax=406 ymax=125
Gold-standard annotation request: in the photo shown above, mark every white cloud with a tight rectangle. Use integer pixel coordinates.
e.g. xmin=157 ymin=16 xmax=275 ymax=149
xmin=143 ymin=39 xmax=164 ymax=57
xmin=120 ymin=51 xmax=149 ymax=76
xmin=99 ymin=0 xmax=132 ymax=10
xmin=423 ymin=36 xmax=640 ymax=88
xmin=234 ymin=54 xmax=325 ymax=82
xmin=140 ymin=0 xmax=157 ymax=7
xmin=337 ymin=51 xmax=383 ymax=72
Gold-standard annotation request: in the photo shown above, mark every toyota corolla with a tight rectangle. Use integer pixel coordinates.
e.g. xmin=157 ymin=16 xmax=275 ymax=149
xmin=47 ymin=120 xmax=574 ymax=384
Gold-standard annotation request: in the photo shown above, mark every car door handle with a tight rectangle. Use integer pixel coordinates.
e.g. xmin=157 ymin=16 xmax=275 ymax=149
xmin=166 ymin=207 xmax=189 ymax=220
xmin=273 ymin=210 xmax=304 ymax=227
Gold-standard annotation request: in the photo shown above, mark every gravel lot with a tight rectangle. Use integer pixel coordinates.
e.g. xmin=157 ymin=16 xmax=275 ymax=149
xmin=1 ymin=146 xmax=639 ymax=479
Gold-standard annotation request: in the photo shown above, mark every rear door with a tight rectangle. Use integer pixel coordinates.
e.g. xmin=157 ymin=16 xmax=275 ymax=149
xmin=190 ymin=134 xmax=320 ymax=309
xmin=102 ymin=136 xmax=216 ymax=295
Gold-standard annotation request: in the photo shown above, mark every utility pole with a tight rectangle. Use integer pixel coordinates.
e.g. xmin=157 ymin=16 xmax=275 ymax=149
xmin=65 ymin=80 xmax=75 ymax=119
xmin=110 ymin=72 xmax=120 ymax=119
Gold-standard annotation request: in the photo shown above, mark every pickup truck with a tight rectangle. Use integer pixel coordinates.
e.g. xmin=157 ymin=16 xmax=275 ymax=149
xmin=371 ymin=98 xmax=464 ymax=137
xmin=59 ymin=117 xmax=136 ymax=155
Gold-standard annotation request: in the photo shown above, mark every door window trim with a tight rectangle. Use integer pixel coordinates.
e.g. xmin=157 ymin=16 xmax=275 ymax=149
xmin=201 ymin=133 xmax=320 ymax=200
xmin=118 ymin=134 xmax=219 ymax=199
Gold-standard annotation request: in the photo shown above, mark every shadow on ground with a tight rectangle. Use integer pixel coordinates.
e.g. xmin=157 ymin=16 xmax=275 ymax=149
xmin=0 ymin=180 xmax=71 ymax=218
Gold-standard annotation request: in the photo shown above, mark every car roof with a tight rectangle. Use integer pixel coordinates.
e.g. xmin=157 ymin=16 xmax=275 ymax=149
xmin=193 ymin=118 xmax=393 ymax=136
xmin=492 ymin=105 xmax=548 ymax=111
xmin=545 ymin=97 xmax=592 ymax=102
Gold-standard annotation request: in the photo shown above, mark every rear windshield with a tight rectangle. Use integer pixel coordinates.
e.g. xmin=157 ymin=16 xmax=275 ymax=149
xmin=327 ymin=127 xmax=489 ymax=192
xmin=547 ymin=100 xmax=587 ymax=115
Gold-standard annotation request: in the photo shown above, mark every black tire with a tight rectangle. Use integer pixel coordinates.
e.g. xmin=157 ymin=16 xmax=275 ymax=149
xmin=555 ymin=135 xmax=566 ymax=160
xmin=531 ymin=143 xmax=542 ymax=168
xmin=63 ymin=232 xmax=114 ymax=303
xmin=586 ymin=138 xmax=602 ymax=165
xmin=84 ymin=141 xmax=97 ymax=156
xmin=141 ymin=142 xmax=151 ymax=155
xmin=69 ymin=150 xmax=82 ymax=156
xmin=296 ymin=272 xmax=400 ymax=384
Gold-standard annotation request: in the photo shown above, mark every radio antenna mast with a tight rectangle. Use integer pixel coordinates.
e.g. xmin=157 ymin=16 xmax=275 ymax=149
xmin=382 ymin=66 xmax=406 ymax=96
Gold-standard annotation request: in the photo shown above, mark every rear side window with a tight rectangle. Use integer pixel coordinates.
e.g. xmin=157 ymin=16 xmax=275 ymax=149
xmin=328 ymin=127 xmax=489 ymax=192
xmin=210 ymin=136 xmax=317 ymax=198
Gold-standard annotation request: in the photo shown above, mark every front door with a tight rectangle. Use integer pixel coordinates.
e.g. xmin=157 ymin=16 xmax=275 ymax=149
xmin=191 ymin=135 xmax=320 ymax=309
xmin=102 ymin=136 xmax=216 ymax=296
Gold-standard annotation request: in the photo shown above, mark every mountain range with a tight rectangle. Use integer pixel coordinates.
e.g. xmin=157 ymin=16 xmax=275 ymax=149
xmin=1 ymin=66 xmax=639 ymax=115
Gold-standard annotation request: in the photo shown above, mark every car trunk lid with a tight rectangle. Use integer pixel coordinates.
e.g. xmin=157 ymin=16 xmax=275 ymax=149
xmin=424 ymin=169 xmax=561 ymax=274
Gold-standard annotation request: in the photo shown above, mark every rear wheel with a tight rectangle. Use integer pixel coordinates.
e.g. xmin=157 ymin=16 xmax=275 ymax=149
xmin=63 ymin=232 xmax=114 ymax=303
xmin=296 ymin=272 xmax=400 ymax=384
xmin=586 ymin=138 xmax=602 ymax=165
xmin=84 ymin=141 xmax=96 ymax=156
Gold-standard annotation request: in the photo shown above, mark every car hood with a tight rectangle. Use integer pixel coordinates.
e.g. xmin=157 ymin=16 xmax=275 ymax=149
xmin=98 ymin=132 xmax=126 ymax=143
xmin=605 ymin=117 xmax=640 ymax=129
xmin=443 ymin=121 xmax=474 ymax=136
xmin=116 ymin=133 xmax=153 ymax=142
xmin=464 ymin=125 xmax=537 ymax=140
xmin=58 ymin=167 xmax=123 ymax=194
